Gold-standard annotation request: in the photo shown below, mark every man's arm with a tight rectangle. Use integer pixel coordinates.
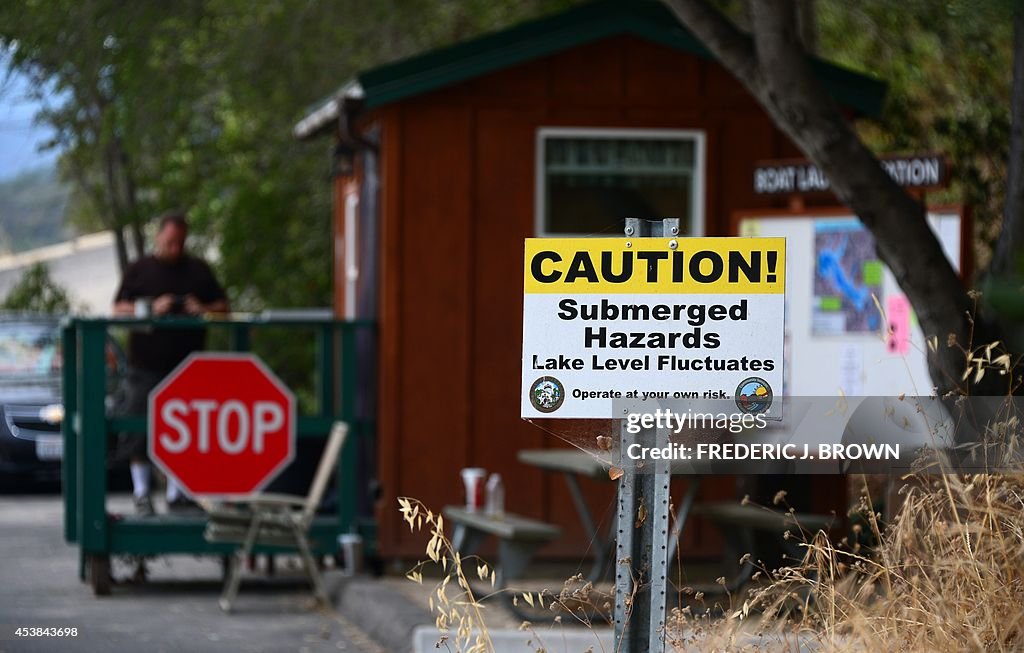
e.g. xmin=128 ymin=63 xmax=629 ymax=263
xmin=185 ymin=258 xmax=230 ymax=316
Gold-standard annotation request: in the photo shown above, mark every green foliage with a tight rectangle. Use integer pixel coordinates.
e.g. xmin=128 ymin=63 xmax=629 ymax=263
xmin=172 ymin=0 xmax=576 ymax=311
xmin=1 ymin=0 xmax=1012 ymax=301
xmin=0 ymin=0 xmax=578 ymax=403
xmin=0 ymin=0 xmax=575 ymax=310
xmin=816 ymin=0 xmax=1015 ymax=272
xmin=1 ymin=262 xmax=72 ymax=314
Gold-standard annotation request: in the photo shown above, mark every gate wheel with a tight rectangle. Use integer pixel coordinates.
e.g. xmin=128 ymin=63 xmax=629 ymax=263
xmin=88 ymin=554 xmax=111 ymax=596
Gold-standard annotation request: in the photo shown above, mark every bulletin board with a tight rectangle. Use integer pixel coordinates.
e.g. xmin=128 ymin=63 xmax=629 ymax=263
xmin=733 ymin=207 xmax=965 ymax=397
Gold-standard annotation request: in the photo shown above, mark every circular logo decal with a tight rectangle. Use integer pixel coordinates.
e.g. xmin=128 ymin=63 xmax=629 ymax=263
xmin=529 ymin=376 xmax=565 ymax=414
xmin=735 ymin=377 xmax=773 ymax=414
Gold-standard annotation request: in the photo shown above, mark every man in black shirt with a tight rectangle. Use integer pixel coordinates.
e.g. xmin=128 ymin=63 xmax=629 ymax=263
xmin=112 ymin=212 xmax=229 ymax=515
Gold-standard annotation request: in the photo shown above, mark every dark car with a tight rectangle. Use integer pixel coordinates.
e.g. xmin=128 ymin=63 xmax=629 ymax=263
xmin=0 ymin=315 xmax=124 ymax=489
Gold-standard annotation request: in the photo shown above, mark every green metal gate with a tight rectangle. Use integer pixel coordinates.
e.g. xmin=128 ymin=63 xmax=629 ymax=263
xmin=61 ymin=316 xmax=375 ymax=595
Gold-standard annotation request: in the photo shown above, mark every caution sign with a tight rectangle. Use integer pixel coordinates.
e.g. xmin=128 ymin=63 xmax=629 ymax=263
xmin=521 ymin=237 xmax=786 ymax=419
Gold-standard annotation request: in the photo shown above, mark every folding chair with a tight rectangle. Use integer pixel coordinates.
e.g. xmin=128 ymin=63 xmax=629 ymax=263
xmin=203 ymin=421 xmax=349 ymax=612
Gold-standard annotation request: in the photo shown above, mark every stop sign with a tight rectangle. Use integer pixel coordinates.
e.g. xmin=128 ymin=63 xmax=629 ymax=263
xmin=148 ymin=353 xmax=296 ymax=497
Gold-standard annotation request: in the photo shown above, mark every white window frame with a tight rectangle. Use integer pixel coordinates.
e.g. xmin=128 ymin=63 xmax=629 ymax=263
xmin=534 ymin=127 xmax=706 ymax=237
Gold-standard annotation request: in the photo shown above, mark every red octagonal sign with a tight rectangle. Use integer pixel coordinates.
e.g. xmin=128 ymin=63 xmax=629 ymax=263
xmin=148 ymin=353 xmax=296 ymax=497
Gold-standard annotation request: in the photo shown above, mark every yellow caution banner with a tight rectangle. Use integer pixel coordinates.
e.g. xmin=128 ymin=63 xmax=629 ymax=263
xmin=524 ymin=238 xmax=786 ymax=295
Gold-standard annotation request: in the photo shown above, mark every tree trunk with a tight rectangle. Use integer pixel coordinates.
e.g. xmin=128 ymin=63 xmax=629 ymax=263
xmin=102 ymin=141 xmax=142 ymax=269
xmin=112 ymin=224 xmax=129 ymax=273
xmin=66 ymin=157 xmax=130 ymax=273
xmin=663 ymin=0 xmax=1007 ymax=398
xmin=113 ymin=136 xmax=146 ymax=260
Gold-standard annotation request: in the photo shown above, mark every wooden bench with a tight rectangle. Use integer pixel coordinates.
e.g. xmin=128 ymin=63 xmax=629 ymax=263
xmin=692 ymin=502 xmax=835 ymax=592
xmin=694 ymin=502 xmax=834 ymax=533
xmin=443 ymin=506 xmax=561 ymax=588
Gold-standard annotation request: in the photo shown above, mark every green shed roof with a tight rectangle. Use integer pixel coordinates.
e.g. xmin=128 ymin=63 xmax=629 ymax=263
xmin=357 ymin=0 xmax=886 ymax=115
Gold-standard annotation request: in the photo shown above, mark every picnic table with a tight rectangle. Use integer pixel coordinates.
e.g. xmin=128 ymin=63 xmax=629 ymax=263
xmin=516 ymin=447 xmax=836 ymax=589
xmin=516 ymin=448 xmax=703 ymax=582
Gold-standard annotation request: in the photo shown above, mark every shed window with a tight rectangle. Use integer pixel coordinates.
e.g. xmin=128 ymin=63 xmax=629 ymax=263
xmin=535 ymin=129 xmax=705 ymax=236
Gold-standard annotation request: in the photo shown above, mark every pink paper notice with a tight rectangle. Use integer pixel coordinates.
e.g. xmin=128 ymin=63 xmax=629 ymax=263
xmin=886 ymin=295 xmax=911 ymax=355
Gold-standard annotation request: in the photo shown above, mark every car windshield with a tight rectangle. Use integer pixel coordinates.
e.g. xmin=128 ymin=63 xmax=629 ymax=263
xmin=0 ymin=322 xmax=60 ymax=377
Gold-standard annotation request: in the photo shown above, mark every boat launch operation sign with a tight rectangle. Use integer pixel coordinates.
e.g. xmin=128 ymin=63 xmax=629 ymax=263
xmin=521 ymin=237 xmax=786 ymax=419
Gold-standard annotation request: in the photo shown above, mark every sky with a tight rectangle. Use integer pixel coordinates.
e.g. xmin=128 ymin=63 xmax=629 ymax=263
xmin=0 ymin=66 xmax=59 ymax=182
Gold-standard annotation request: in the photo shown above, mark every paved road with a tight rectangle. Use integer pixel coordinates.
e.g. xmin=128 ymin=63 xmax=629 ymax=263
xmin=0 ymin=493 xmax=383 ymax=653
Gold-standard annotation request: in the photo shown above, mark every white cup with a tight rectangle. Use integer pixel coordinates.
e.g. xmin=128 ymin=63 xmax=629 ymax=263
xmin=460 ymin=467 xmax=486 ymax=512
xmin=337 ymin=533 xmax=363 ymax=576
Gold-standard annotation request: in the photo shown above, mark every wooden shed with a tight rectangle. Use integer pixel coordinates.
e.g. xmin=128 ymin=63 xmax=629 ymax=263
xmin=294 ymin=0 xmax=886 ymax=559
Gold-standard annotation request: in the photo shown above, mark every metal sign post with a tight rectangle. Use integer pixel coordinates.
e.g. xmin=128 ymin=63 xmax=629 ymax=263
xmin=613 ymin=217 xmax=675 ymax=653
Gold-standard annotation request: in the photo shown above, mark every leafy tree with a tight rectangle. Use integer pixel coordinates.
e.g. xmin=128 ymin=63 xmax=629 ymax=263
xmin=0 ymin=0 xmax=572 ymax=309
xmin=0 ymin=2 xmax=185 ymax=270
xmin=1 ymin=1 xmax=574 ymax=400
xmin=814 ymin=0 xmax=1013 ymax=271
xmin=1 ymin=262 xmax=72 ymax=314
xmin=6 ymin=0 xmax=1018 ymax=398
xmin=665 ymin=0 xmax=1021 ymax=397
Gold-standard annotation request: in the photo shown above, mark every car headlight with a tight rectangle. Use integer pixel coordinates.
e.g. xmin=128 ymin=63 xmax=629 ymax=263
xmin=38 ymin=404 xmax=65 ymax=425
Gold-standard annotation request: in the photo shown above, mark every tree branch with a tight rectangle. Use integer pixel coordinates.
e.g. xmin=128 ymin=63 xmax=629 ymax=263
xmin=662 ymin=0 xmax=995 ymax=396
xmin=662 ymin=0 xmax=763 ymax=92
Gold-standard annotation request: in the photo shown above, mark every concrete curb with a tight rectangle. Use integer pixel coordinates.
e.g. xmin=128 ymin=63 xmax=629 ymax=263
xmin=336 ymin=578 xmax=433 ymax=653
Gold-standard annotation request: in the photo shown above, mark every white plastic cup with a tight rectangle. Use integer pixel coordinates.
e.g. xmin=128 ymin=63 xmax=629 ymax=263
xmin=460 ymin=467 xmax=487 ymax=512
xmin=134 ymin=299 xmax=151 ymax=318
xmin=337 ymin=533 xmax=363 ymax=577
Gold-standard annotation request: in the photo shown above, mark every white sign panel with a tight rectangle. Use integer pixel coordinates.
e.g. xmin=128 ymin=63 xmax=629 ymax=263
xmin=521 ymin=237 xmax=786 ymax=419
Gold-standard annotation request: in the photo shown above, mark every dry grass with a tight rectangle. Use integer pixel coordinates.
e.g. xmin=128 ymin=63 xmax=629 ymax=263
xmin=397 ymin=497 xmax=620 ymax=652
xmin=400 ymin=460 xmax=1024 ymax=652
xmin=397 ymin=497 xmax=500 ymax=653
xmin=400 ymin=465 xmax=1024 ymax=652
xmin=665 ymin=471 xmax=1024 ymax=652
xmin=661 ymin=321 xmax=1024 ymax=652
xmin=401 ymin=323 xmax=1024 ymax=652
